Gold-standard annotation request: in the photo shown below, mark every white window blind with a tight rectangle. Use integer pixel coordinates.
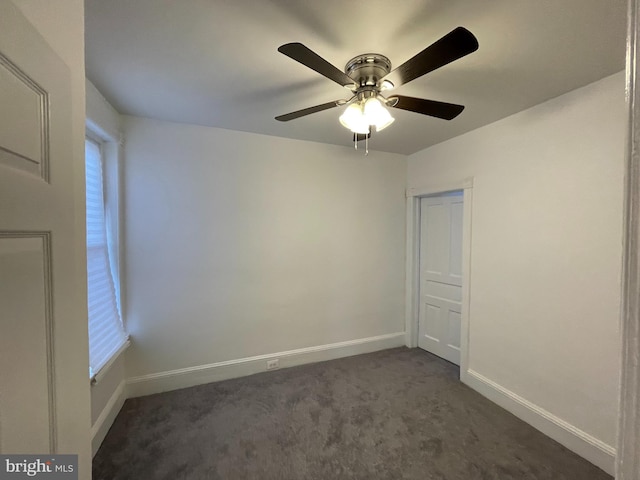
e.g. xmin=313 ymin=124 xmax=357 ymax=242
xmin=86 ymin=139 xmax=127 ymax=378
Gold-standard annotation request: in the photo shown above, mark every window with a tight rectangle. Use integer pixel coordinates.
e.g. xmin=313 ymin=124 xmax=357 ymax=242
xmin=86 ymin=138 xmax=127 ymax=379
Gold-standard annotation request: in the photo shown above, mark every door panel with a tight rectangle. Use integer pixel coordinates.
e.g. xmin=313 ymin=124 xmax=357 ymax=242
xmin=0 ymin=235 xmax=54 ymax=452
xmin=449 ymin=201 xmax=464 ymax=279
xmin=0 ymin=2 xmax=85 ymax=457
xmin=447 ymin=310 xmax=462 ymax=350
xmin=0 ymin=51 xmax=47 ymax=178
xmin=423 ymin=303 xmax=441 ymax=340
xmin=418 ymin=193 xmax=463 ymax=365
xmin=423 ymin=203 xmax=448 ymax=278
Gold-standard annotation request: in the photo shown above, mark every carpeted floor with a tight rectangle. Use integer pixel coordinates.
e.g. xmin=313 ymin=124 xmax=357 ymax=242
xmin=93 ymin=348 xmax=612 ymax=480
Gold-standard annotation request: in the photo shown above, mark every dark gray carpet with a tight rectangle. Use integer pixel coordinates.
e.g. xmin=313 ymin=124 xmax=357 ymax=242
xmin=93 ymin=348 xmax=611 ymax=480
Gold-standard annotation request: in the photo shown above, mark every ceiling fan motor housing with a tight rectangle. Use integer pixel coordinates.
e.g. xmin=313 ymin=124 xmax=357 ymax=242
xmin=345 ymin=54 xmax=392 ymax=98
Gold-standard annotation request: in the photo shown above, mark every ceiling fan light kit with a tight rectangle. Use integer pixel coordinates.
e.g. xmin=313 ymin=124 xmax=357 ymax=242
xmin=276 ymin=26 xmax=479 ymax=153
xmin=339 ymin=96 xmax=395 ymax=134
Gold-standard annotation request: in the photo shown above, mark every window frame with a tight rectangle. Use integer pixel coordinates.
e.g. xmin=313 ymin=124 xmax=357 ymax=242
xmin=85 ymin=126 xmax=128 ymax=384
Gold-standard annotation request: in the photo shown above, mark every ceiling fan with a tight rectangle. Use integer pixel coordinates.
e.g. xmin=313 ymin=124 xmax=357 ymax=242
xmin=275 ymin=27 xmax=479 ymax=148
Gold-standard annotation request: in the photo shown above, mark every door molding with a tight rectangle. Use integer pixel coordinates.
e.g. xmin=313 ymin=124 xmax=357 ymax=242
xmin=616 ymin=0 xmax=640 ymax=478
xmin=405 ymin=178 xmax=473 ymax=378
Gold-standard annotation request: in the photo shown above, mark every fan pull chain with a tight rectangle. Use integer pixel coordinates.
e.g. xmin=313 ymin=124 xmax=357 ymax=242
xmin=352 ymin=132 xmax=370 ymax=154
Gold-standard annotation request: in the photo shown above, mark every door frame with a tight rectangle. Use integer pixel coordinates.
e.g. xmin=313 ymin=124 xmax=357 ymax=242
xmin=405 ymin=177 xmax=473 ymax=379
xmin=616 ymin=0 xmax=640 ymax=478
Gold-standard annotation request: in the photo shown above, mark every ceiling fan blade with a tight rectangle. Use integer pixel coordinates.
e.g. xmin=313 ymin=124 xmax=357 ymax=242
xmin=275 ymin=100 xmax=343 ymax=122
xmin=278 ymin=43 xmax=356 ymax=87
xmin=381 ymin=27 xmax=478 ymax=88
xmin=387 ymin=95 xmax=465 ymax=120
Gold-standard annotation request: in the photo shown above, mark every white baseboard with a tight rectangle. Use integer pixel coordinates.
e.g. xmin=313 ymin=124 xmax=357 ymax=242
xmin=90 ymin=379 xmax=126 ymax=457
xmin=462 ymin=369 xmax=616 ymax=475
xmin=126 ymin=332 xmax=406 ymax=399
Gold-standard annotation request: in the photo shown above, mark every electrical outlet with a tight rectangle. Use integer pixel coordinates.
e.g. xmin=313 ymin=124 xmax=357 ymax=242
xmin=266 ymin=359 xmax=279 ymax=370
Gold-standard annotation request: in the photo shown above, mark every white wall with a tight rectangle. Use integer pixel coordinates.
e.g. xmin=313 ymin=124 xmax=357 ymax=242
xmin=123 ymin=117 xmax=407 ymax=384
xmin=12 ymin=0 xmax=92 ymax=473
xmin=408 ymin=72 xmax=625 ymax=466
xmin=86 ymin=80 xmax=120 ymax=141
xmin=90 ymin=355 xmax=124 ymax=425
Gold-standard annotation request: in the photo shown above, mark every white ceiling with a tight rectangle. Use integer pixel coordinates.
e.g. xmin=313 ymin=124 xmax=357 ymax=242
xmin=85 ymin=0 xmax=627 ymax=155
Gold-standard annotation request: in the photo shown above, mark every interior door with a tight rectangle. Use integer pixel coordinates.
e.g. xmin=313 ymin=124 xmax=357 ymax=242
xmin=0 ymin=1 xmax=89 ymax=460
xmin=418 ymin=192 xmax=464 ymax=365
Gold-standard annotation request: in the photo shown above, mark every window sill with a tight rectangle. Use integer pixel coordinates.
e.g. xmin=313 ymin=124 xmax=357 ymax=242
xmin=90 ymin=338 xmax=130 ymax=386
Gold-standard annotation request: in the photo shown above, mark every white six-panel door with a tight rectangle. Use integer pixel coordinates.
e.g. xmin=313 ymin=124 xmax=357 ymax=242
xmin=0 ymin=2 xmax=86 ymax=456
xmin=418 ymin=192 xmax=464 ymax=365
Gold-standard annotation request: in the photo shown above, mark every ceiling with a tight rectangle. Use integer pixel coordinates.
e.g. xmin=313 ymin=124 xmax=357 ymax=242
xmin=85 ymin=0 xmax=627 ymax=155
